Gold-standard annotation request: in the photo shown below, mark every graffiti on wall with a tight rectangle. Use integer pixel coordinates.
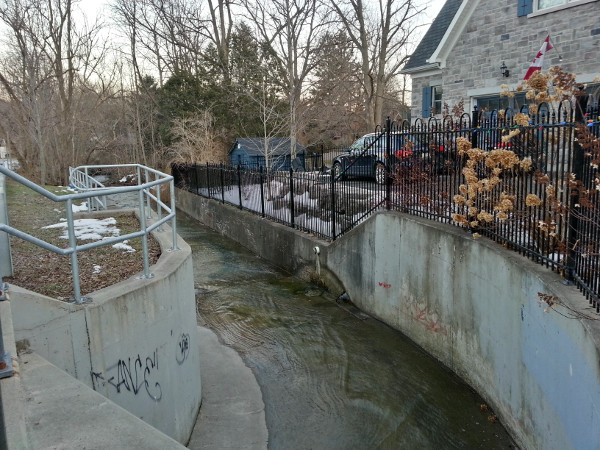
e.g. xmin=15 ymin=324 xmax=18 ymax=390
xmin=91 ymin=350 xmax=162 ymax=402
xmin=176 ymin=333 xmax=190 ymax=365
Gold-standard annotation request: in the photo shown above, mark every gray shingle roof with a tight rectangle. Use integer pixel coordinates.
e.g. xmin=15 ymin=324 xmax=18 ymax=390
xmin=402 ymin=0 xmax=463 ymax=72
xmin=230 ymin=138 xmax=307 ymax=156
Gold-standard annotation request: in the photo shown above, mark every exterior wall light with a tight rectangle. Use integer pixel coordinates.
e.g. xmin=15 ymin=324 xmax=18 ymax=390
xmin=500 ymin=62 xmax=510 ymax=77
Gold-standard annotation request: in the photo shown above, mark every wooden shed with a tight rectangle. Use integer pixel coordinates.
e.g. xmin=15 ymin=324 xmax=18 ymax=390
xmin=229 ymin=138 xmax=307 ymax=170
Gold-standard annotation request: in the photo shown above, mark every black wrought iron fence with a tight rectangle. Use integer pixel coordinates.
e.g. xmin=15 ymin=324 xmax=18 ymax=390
xmin=173 ymin=101 xmax=600 ymax=310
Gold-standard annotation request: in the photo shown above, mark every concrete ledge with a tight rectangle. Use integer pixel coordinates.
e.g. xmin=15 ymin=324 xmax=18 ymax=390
xmin=0 ymin=301 xmax=29 ymax=450
xmin=19 ymin=351 xmax=185 ymax=449
xmin=10 ymin=216 xmax=201 ymax=444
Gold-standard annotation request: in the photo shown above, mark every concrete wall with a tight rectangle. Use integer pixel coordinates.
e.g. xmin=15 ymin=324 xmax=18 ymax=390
xmin=10 ymin=222 xmax=201 ymax=445
xmin=176 ymin=189 xmax=600 ymax=450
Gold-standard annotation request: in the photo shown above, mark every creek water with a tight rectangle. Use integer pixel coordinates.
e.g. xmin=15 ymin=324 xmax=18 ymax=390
xmin=178 ymin=211 xmax=516 ymax=449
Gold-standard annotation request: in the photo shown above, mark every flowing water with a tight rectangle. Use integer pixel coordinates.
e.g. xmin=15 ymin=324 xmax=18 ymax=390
xmin=178 ymin=212 xmax=516 ymax=449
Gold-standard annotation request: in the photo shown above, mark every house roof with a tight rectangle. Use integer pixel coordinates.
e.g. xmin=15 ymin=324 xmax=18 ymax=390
xmin=229 ymin=138 xmax=306 ymax=156
xmin=402 ymin=0 xmax=464 ymax=73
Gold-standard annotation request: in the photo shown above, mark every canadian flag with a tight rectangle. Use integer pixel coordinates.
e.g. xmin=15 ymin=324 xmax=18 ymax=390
xmin=523 ymin=35 xmax=554 ymax=80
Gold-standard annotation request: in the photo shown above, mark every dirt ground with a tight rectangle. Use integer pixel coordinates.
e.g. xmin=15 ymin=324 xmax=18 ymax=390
xmin=4 ymin=179 xmax=161 ymax=301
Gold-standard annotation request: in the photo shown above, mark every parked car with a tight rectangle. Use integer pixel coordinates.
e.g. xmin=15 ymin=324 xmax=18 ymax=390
xmin=332 ymin=132 xmax=429 ymax=184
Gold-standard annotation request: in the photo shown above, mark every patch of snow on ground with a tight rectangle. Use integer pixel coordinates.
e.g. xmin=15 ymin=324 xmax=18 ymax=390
xmin=71 ymin=202 xmax=88 ymax=213
xmin=93 ymin=265 xmax=102 ymax=274
xmin=43 ymin=217 xmax=120 ymax=241
xmin=119 ymin=174 xmax=136 ymax=183
xmin=113 ymin=240 xmax=136 ymax=253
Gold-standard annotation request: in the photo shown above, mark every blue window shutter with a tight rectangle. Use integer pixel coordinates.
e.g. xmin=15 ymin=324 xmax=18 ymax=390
xmin=518 ymin=0 xmax=533 ymax=16
xmin=422 ymin=87 xmax=432 ymax=117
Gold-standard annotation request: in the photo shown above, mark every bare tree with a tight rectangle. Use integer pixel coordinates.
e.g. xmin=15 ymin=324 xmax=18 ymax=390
xmin=0 ymin=0 xmax=114 ymax=184
xmin=169 ymin=110 xmax=227 ymax=164
xmin=330 ymin=0 xmax=424 ymax=129
xmin=241 ymin=0 xmax=328 ymax=159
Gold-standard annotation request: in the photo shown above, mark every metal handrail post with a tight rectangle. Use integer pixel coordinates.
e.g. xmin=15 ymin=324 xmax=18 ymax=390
xmin=84 ymin=167 xmax=92 ymax=213
xmin=155 ymin=173 xmax=164 ymax=232
xmin=0 ymin=174 xmax=13 ymax=279
xmin=138 ymin=188 xmax=151 ymax=278
xmin=66 ymin=198 xmax=83 ymax=303
xmin=145 ymin=168 xmax=152 ymax=219
xmin=170 ymin=179 xmax=179 ymax=251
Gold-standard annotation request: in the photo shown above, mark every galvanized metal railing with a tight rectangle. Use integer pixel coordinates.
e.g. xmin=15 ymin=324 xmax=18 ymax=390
xmin=0 ymin=164 xmax=179 ymax=304
xmin=68 ymin=166 xmax=108 ymax=211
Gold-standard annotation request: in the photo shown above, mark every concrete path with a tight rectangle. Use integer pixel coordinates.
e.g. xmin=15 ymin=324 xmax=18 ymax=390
xmin=188 ymin=327 xmax=268 ymax=449
xmin=18 ymin=351 xmax=186 ymax=450
xmin=1 ymin=305 xmax=268 ymax=449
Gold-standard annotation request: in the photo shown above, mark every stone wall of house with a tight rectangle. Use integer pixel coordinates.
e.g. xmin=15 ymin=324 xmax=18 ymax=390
xmin=411 ymin=0 xmax=600 ymax=119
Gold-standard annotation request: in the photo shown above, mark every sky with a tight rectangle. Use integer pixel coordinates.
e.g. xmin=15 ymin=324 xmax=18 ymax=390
xmin=78 ymin=0 xmax=448 ymax=34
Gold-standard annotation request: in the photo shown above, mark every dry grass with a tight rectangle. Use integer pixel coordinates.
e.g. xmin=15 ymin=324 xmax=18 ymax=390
xmin=4 ymin=179 xmax=161 ymax=301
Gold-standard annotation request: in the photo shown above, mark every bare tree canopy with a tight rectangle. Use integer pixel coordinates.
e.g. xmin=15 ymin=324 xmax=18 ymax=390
xmin=329 ymin=0 xmax=425 ymax=129
xmin=0 ymin=0 xmax=425 ymax=178
xmin=0 ymin=0 xmax=116 ymax=184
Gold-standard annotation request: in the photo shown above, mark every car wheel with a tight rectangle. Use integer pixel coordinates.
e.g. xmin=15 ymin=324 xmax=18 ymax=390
xmin=375 ymin=163 xmax=386 ymax=184
xmin=333 ymin=162 xmax=346 ymax=180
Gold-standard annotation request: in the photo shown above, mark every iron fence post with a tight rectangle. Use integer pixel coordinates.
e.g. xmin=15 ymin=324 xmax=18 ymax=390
xmin=206 ymin=162 xmax=210 ymax=197
xmin=237 ymin=165 xmax=243 ymax=209
xmin=220 ymin=163 xmax=225 ymax=203
xmin=289 ymin=168 xmax=295 ymax=228
xmin=259 ymin=166 xmax=265 ymax=218
xmin=193 ymin=164 xmax=199 ymax=195
xmin=331 ymin=168 xmax=336 ymax=240
xmin=472 ymin=106 xmax=479 ymax=148
xmin=566 ymin=89 xmax=589 ymax=282
xmin=385 ymin=117 xmax=392 ymax=210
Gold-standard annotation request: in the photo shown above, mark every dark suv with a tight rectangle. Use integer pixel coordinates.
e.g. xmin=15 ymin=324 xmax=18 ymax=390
xmin=332 ymin=132 xmax=428 ymax=184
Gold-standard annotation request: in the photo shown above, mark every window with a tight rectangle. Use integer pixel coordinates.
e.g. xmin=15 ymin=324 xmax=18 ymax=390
xmin=518 ymin=0 xmax=596 ymax=16
xmin=421 ymin=85 xmax=442 ymax=117
xmin=538 ymin=0 xmax=591 ymax=8
xmin=586 ymin=83 xmax=600 ymax=106
xmin=475 ymin=93 xmax=527 ymax=118
xmin=432 ymin=86 xmax=443 ymax=115
xmin=538 ymin=0 xmax=567 ymax=8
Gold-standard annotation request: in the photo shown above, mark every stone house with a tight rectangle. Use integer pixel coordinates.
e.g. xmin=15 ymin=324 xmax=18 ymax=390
xmin=401 ymin=0 xmax=600 ymax=120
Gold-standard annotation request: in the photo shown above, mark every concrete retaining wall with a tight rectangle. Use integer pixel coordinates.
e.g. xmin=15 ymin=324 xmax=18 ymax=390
xmin=10 ymin=221 xmax=201 ymax=445
xmin=176 ymin=189 xmax=600 ymax=450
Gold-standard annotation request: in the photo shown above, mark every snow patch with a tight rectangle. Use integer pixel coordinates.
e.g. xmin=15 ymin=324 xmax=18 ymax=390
xmin=43 ymin=217 xmax=120 ymax=241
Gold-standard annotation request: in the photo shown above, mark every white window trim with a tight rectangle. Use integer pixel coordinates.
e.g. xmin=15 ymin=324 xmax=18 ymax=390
xmin=529 ymin=0 xmax=598 ymax=17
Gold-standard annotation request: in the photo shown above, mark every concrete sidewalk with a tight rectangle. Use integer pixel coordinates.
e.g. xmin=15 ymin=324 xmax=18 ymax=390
xmin=0 ymin=299 xmax=268 ymax=449
xmin=187 ymin=327 xmax=268 ymax=449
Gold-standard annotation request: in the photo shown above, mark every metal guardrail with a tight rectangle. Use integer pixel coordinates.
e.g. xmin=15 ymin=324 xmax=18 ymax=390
xmin=0 ymin=164 xmax=179 ymax=303
xmin=68 ymin=166 xmax=108 ymax=211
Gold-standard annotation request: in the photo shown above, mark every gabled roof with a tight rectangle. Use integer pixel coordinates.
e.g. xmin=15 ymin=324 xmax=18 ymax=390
xmin=229 ymin=138 xmax=306 ymax=156
xmin=402 ymin=0 xmax=464 ymax=73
